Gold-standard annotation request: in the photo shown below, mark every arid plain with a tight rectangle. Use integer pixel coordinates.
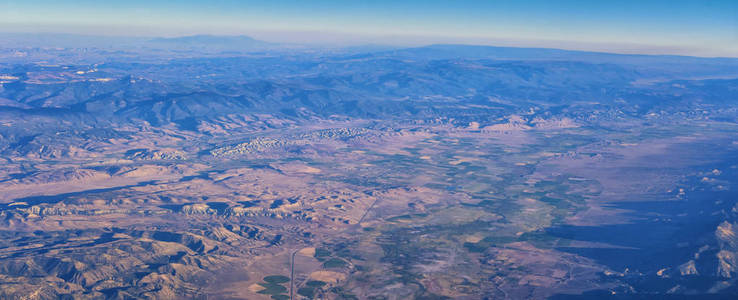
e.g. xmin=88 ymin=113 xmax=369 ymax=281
xmin=1 ymin=41 xmax=738 ymax=299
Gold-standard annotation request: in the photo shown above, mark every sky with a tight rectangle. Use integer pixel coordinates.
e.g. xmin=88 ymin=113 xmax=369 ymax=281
xmin=1 ymin=0 xmax=737 ymax=57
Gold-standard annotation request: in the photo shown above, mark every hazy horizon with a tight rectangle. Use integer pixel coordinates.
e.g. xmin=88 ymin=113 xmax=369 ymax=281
xmin=1 ymin=30 xmax=737 ymax=59
xmin=3 ymin=2 xmax=738 ymax=299
xmin=1 ymin=0 xmax=737 ymax=57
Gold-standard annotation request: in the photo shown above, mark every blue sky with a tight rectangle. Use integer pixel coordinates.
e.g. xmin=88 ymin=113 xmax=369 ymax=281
xmin=1 ymin=0 xmax=736 ymax=56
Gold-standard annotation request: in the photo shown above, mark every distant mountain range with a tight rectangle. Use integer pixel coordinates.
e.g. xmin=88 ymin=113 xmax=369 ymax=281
xmin=2 ymin=33 xmax=738 ymax=61
xmin=0 ymin=33 xmax=275 ymax=52
xmin=146 ymin=34 xmax=273 ymax=51
xmin=1 ymin=34 xmax=737 ymax=133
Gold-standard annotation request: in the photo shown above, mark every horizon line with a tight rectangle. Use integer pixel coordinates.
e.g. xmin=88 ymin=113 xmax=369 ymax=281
xmin=1 ymin=29 xmax=736 ymax=59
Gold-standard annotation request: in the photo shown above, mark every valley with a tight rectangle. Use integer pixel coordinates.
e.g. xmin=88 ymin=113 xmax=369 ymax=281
xmin=0 ymin=42 xmax=737 ymax=299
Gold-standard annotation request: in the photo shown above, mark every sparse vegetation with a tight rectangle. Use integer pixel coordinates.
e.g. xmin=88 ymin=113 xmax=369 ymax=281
xmin=306 ymin=280 xmax=327 ymax=288
xmin=323 ymin=258 xmax=348 ymax=268
xmin=264 ymin=275 xmax=290 ymax=284
xmin=1 ymin=35 xmax=736 ymax=299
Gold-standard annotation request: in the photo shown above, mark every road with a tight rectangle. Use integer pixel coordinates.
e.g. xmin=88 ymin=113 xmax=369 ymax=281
xmin=290 ymin=249 xmax=298 ymax=300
